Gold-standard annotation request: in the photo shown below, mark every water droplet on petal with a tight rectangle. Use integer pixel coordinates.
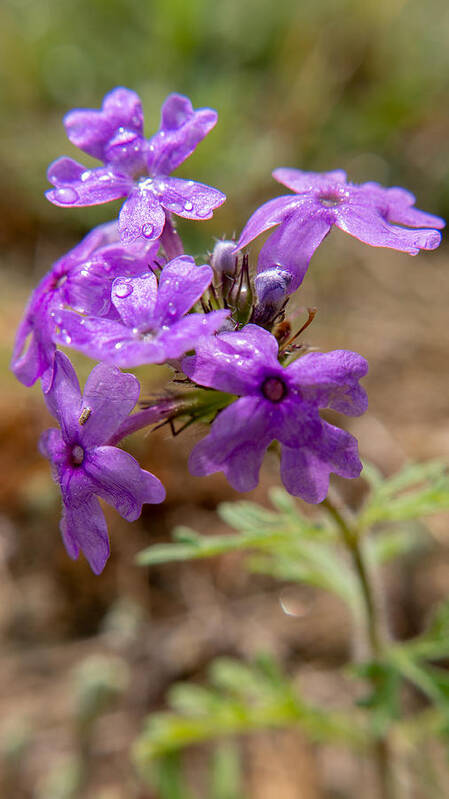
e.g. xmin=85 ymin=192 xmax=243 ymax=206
xmin=167 ymin=301 xmax=177 ymax=316
xmin=184 ymin=200 xmax=193 ymax=211
xmin=115 ymin=282 xmax=133 ymax=299
xmin=115 ymin=342 xmax=124 ymax=350
xmin=55 ymin=187 xmax=79 ymax=204
xmin=142 ymin=223 xmax=154 ymax=238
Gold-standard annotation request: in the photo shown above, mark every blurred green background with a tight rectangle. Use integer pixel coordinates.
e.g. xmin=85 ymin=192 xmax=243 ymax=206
xmin=2 ymin=0 xmax=449 ymax=255
xmin=1 ymin=1 xmax=449 ymax=797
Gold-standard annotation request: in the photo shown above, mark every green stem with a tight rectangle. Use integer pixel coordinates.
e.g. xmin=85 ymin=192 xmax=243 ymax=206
xmin=322 ymin=490 xmax=396 ymax=799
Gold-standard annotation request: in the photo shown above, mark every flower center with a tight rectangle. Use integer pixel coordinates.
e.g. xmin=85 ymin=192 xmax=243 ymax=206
xmin=318 ymin=191 xmax=343 ymax=207
xmin=71 ymin=444 xmax=85 ymax=466
xmin=261 ymin=376 xmax=287 ymax=403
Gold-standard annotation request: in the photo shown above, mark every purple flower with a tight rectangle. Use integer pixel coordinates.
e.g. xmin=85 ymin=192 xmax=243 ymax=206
xmin=182 ymin=324 xmax=368 ymax=503
xmin=46 ymin=89 xmax=226 ymax=244
xmin=11 ymin=222 xmax=158 ymax=390
xmin=53 ymin=256 xmax=229 ymax=367
xmin=237 ymin=168 xmax=445 ymax=293
xmin=39 ymin=352 xmax=165 ymax=574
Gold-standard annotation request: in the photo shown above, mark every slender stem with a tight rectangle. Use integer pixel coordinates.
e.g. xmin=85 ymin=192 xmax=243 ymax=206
xmin=322 ymin=490 xmax=395 ymax=799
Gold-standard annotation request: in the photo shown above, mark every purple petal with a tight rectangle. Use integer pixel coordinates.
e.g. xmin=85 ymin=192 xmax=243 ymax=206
xmin=280 ymin=423 xmax=362 ymax=503
xmin=361 ymin=183 xmax=445 ymax=229
xmin=111 ymin=272 xmax=158 ymax=328
xmin=156 ymin=310 xmax=229 ymax=360
xmin=236 ymin=195 xmax=305 ymax=250
xmin=286 ymin=350 xmax=368 ymax=416
xmin=46 ymin=158 xmax=132 ymax=207
xmin=157 ymin=177 xmax=226 ymax=220
xmin=53 ymin=310 xmax=143 ymax=365
xmin=59 ymin=221 xmax=121 ymax=267
xmin=334 ymin=201 xmax=442 ymax=253
xmin=118 ymin=187 xmax=166 ymax=244
xmin=155 ymin=257 xmax=212 ymax=325
xmin=44 ymin=352 xmax=82 ymax=443
xmin=188 ymin=397 xmax=272 ymax=491
xmin=78 ymin=364 xmax=140 ymax=448
xmin=182 ymin=324 xmax=280 ymax=395
xmin=60 ymin=488 xmax=110 ymax=574
xmin=84 ymin=446 xmax=165 ymax=521
xmin=148 ymin=94 xmax=217 ymax=174
xmin=160 ymin=94 xmax=201 ymax=130
xmin=54 ymin=309 xmax=170 ymax=367
xmin=273 ymin=168 xmax=347 ymax=193
xmin=102 ymin=87 xmax=144 ymax=133
xmin=257 ymin=209 xmax=331 ymax=292
xmin=65 ymin=241 xmax=158 ymax=318
xmin=11 ymin=306 xmax=55 ymax=390
xmin=39 ymin=427 xmax=67 ymax=472
xmin=64 ymin=88 xmax=144 ymax=161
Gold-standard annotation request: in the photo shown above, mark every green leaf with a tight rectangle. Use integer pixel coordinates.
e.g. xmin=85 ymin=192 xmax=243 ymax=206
xmin=137 ymin=494 xmax=322 ymax=567
xmin=133 ymin=657 xmax=368 ymax=776
xmin=359 ymin=460 xmax=449 ymax=529
xmin=154 ymin=752 xmax=197 ymax=799
xmin=353 ymin=661 xmax=402 ymax=736
xmin=370 ymin=524 xmax=427 ymax=564
xmin=209 ymin=743 xmax=244 ymax=799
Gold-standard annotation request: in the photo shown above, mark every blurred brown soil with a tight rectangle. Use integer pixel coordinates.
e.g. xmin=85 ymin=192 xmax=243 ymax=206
xmin=0 ymin=235 xmax=448 ymax=798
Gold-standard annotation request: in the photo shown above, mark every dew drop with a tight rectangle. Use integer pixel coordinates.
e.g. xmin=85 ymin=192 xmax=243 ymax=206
xmin=115 ymin=282 xmax=133 ymax=298
xmin=142 ymin=223 xmax=154 ymax=238
xmin=167 ymin=301 xmax=177 ymax=316
xmin=115 ymin=342 xmax=124 ymax=350
xmin=184 ymin=200 xmax=193 ymax=211
xmin=55 ymin=187 xmax=79 ymax=204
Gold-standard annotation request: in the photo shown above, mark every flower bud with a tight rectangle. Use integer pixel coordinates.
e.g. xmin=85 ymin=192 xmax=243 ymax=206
xmin=210 ymin=240 xmax=237 ymax=276
xmin=254 ymin=267 xmax=291 ymax=306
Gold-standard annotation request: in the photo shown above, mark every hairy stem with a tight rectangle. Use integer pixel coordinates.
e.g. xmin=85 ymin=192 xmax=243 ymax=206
xmin=322 ymin=489 xmax=395 ymax=799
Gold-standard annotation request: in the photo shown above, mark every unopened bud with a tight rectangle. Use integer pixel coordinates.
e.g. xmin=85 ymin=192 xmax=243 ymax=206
xmin=210 ymin=240 xmax=238 ymax=276
xmin=254 ymin=267 xmax=291 ymax=306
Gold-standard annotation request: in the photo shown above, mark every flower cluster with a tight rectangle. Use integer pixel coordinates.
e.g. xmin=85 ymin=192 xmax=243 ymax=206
xmin=12 ymin=88 xmax=445 ymax=572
